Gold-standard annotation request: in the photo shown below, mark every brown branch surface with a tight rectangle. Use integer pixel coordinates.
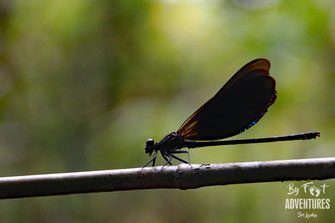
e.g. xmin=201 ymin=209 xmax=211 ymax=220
xmin=0 ymin=157 xmax=334 ymax=199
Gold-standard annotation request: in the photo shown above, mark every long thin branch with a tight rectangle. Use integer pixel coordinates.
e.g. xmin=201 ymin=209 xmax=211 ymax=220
xmin=0 ymin=157 xmax=334 ymax=199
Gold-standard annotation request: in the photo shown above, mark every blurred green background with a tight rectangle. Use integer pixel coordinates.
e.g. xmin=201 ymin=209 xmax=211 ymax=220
xmin=0 ymin=0 xmax=334 ymax=222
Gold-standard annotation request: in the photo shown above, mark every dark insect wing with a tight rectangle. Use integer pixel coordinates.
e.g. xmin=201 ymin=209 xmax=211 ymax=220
xmin=177 ymin=58 xmax=277 ymax=140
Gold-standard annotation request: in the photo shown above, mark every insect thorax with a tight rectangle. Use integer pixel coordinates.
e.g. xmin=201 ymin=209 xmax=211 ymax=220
xmin=155 ymin=132 xmax=185 ymax=153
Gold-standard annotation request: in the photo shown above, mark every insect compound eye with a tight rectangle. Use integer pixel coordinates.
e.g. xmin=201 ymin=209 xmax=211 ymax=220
xmin=145 ymin=139 xmax=155 ymax=155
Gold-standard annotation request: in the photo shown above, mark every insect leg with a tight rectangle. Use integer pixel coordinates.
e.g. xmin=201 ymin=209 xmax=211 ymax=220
xmin=161 ymin=153 xmax=173 ymax=166
xmin=170 ymin=150 xmax=191 ymax=164
xmin=169 ymin=153 xmax=189 ymax=165
xmin=142 ymin=150 xmax=157 ymax=168
xmin=162 ymin=152 xmax=173 ymax=168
